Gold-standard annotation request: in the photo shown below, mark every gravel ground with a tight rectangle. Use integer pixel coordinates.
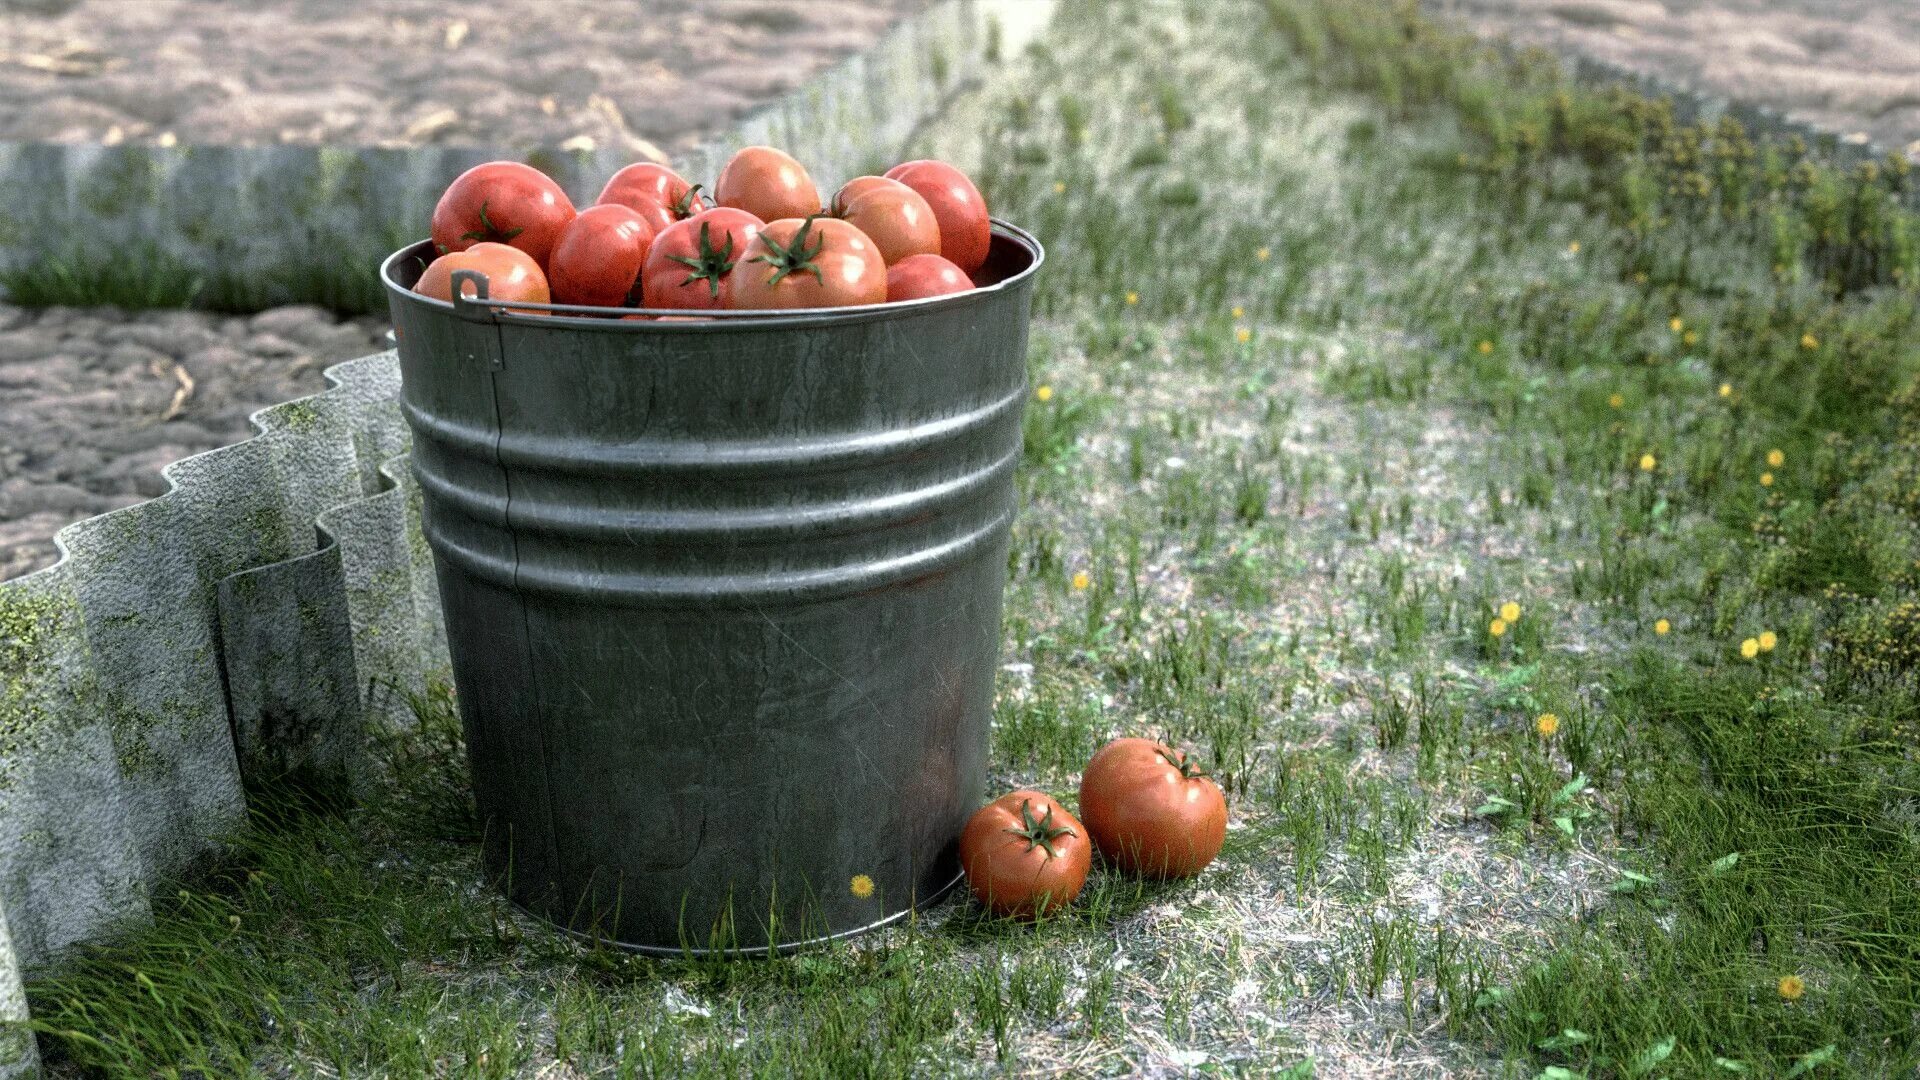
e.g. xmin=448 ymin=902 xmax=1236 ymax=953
xmin=0 ymin=304 xmax=389 ymax=580
xmin=0 ymin=0 xmax=926 ymax=582
xmin=1429 ymin=0 xmax=1920 ymax=157
xmin=0 ymin=0 xmax=925 ymax=155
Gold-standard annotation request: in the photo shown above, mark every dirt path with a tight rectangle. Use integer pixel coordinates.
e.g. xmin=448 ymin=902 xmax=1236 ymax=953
xmin=1429 ymin=0 xmax=1920 ymax=157
xmin=0 ymin=0 xmax=925 ymax=156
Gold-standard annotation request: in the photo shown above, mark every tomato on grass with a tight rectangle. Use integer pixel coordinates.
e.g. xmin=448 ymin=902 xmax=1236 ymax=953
xmin=642 ymin=207 xmax=764 ymax=310
xmin=546 ymin=204 xmax=654 ymax=308
xmin=1078 ymin=738 xmax=1227 ymax=878
xmin=431 ymin=161 xmax=576 ymax=267
xmin=728 ymin=216 xmax=886 ymax=310
xmin=959 ymin=790 xmax=1091 ymax=918
xmin=884 ymin=159 xmax=991 ymax=273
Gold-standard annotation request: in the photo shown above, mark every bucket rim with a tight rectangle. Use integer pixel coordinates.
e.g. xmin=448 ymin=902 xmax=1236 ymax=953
xmin=503 ymin=870 xmax=964 ymax=957
xmin=381 ymin=218 xmax=1044 ymax=332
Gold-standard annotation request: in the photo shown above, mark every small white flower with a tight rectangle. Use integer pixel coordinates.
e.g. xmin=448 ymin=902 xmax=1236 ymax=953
xmin=662 ymin=986 xmax=711 ymax=1018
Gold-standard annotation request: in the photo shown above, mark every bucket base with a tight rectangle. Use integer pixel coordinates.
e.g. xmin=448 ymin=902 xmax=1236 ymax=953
xmin=503 ymin=871 xmax=967 ymax=958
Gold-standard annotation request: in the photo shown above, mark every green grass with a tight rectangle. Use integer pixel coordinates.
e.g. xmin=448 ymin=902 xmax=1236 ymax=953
xmin=22 ymin=0 xmax=1920 ymax=1074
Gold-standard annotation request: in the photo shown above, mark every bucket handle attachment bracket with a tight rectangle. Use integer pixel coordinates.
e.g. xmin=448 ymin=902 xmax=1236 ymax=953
xmin=449 ymin=269 xmax=505 ymax=370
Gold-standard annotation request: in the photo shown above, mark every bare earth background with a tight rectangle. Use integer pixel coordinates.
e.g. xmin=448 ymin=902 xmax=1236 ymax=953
xmin=1430 ymin=0 xmax=1920 ymax=158
xmin=0 ymin=0 xmax=926 ymax=581
xmin=0 ymin=0 xmax=923 ymax=155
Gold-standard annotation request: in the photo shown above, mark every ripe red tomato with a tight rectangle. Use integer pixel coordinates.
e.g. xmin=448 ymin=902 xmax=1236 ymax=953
xmin=431 ymin=161 xmax=576 ymax=267
xmin=715 ymin=146 xmax=821 ymax=224
xmin=884 ymin=159 xmax=991 ymax=273
xmin=597 ymin=162 xmax=706 ymax=234
xmin=642 ymin=207 xmax=764 ymax=310
xmin=830 ymin=175 xmax=897 ymax=211
xmin=1078 ymin=738 xmax=1227 ymax=879
xmin=886 ymin=253 xmax=973 ymax=303
xmin=728 ymin=216 xmax=886 ymax=310
xmin=833 ymin=175 xmax=941 ymax=265
xmin=959 ymin=790 xmax=1091 ymax=918
xmin=546 ymin=204 xmax=654 ymax=308
xmin=414 ymin=242 xmax=550 ymax=311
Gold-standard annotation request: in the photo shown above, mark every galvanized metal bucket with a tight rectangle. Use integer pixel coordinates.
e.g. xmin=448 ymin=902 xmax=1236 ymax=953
xmin=381 ymin=224 xmax=1042 ymax=954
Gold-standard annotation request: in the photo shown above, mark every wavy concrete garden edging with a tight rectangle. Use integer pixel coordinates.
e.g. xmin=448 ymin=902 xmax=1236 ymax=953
xmin=0 ymin=1 xmax=1051 ymax=1071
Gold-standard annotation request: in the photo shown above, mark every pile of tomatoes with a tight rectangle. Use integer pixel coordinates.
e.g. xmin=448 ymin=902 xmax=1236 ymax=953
xmin=960 ymin=738 xmax=1229 ymax=919
xmin=414 ymin=145 xmax=992 ymax=314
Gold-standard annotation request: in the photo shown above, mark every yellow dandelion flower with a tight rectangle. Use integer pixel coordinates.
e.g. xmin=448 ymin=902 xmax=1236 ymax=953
xmin=1719 ymin=382 xmax=1734 ymax=399
xmin=1478 ymin=340 xmax=1494 ymax=355
xmin=1741 ymin=637 xmax=1760 ymax=660
xmin=1489 ymin=617 xmax=1509 ymax=638
xmin=1778 ymin=974 xmax=1806 ymax=1001
xmin=1766 ymin=448 xmax=1785 ymax=467
xmin=1800 ymin=333 xmax=1818 ymax=350
xmin=850 ymin=874 xmax=875 ymax=898
xmin=1633 ymin=271 xmax=1649 ymax=285
xmin=1758 ymin=631 xmax=1777 ymax=653
xmin=1608 ymin=393 xmax=1625 ymax=409
xmin=1670 ymin=316 xmax=1684 ymax=333
xmin=1072 ymin=571 xmax=1090 ymax=590
xmin=1231 ymin=305 xmax=1245 ymax=319
xmin=1567 ymin=240 xmax=1581 ymax=254
xmin=1035 ymin=384 xmax=1053 ymax=402
xmin=1535 ymin=713 xmax=1560 ymax=737
xmin=1256 ymin=246 xmax=1271 ymax=261
xmin=1125 ymin=291 xmax=1139 ymax=306
xmin=1500 ymin=601 xmax=1521 ymax=623
xmin=1760 ymin=472 xmax=1774 ymax=487
xmin=1654 ymin=618 xmax=1671 ymax=635
xmin=1052 ymin=181 xmax=1067 ymax=194
xmin=1235 ymin=326 xmax=1251 ymax=344
xmin=1639 ymin=453 xmax=1657 ymax=472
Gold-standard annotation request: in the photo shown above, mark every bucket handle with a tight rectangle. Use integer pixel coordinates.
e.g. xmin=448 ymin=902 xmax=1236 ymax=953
xmin=450 ymin=269 xmax=495 ymax=321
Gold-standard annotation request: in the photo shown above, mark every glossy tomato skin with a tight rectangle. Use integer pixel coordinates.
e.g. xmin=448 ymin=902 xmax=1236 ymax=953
xmin=1078 ymin=738 xmax=1228 ymax=879
xmin=728 ymin=217 xmax=885 ymax=310
xmin=886 ymin=254 xmax=973 ymax=303
xmin=642 ymin=207 xmax=763 ymax=310
xmin=414 ymin=242 xmax=550 ymax=310
xmin=884 ymin=159 xmax=991 ymax=273
xmin=597 ymin=162 xmax=706 ymax=234
xmin=431 ymin=161 xmax=576 ymax=267
xmin=546 ymin=204 xmax=654 ymax=308
xmin=834 ymin=176 xmax=941 ymax=265
xmin=829 ymin=175 xmax=898 ymax=215
xmin=715 ymin=146 xmax=821 ymax=224
xmin=959 ymin=790 xmax=1091 ymax=919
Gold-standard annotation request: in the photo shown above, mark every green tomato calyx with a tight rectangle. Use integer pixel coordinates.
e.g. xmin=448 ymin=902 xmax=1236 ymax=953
xmin=1004 ymin=798 xmax=1076 ymax=861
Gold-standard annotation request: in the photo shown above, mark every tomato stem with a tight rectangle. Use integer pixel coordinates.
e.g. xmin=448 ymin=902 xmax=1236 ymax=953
xmin=671 ymin=184 xmax=704 ymax=221
xmin=665 ymin=221 xmax=737 ymax=300
xmin=460 ymin=200 xmax=526 ymax=245
xmin=1157 ymin=747 xmax=1209 ymax=781
xmin=751 ymin=214 xmax=827 ymax=288
xmin=1003 ymin=798 xmax=1076 ymax=861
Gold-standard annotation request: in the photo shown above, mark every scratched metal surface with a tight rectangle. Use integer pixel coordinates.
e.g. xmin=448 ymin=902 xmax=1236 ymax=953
xmin=389 ymin=225 xmax=1041 ymax=953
